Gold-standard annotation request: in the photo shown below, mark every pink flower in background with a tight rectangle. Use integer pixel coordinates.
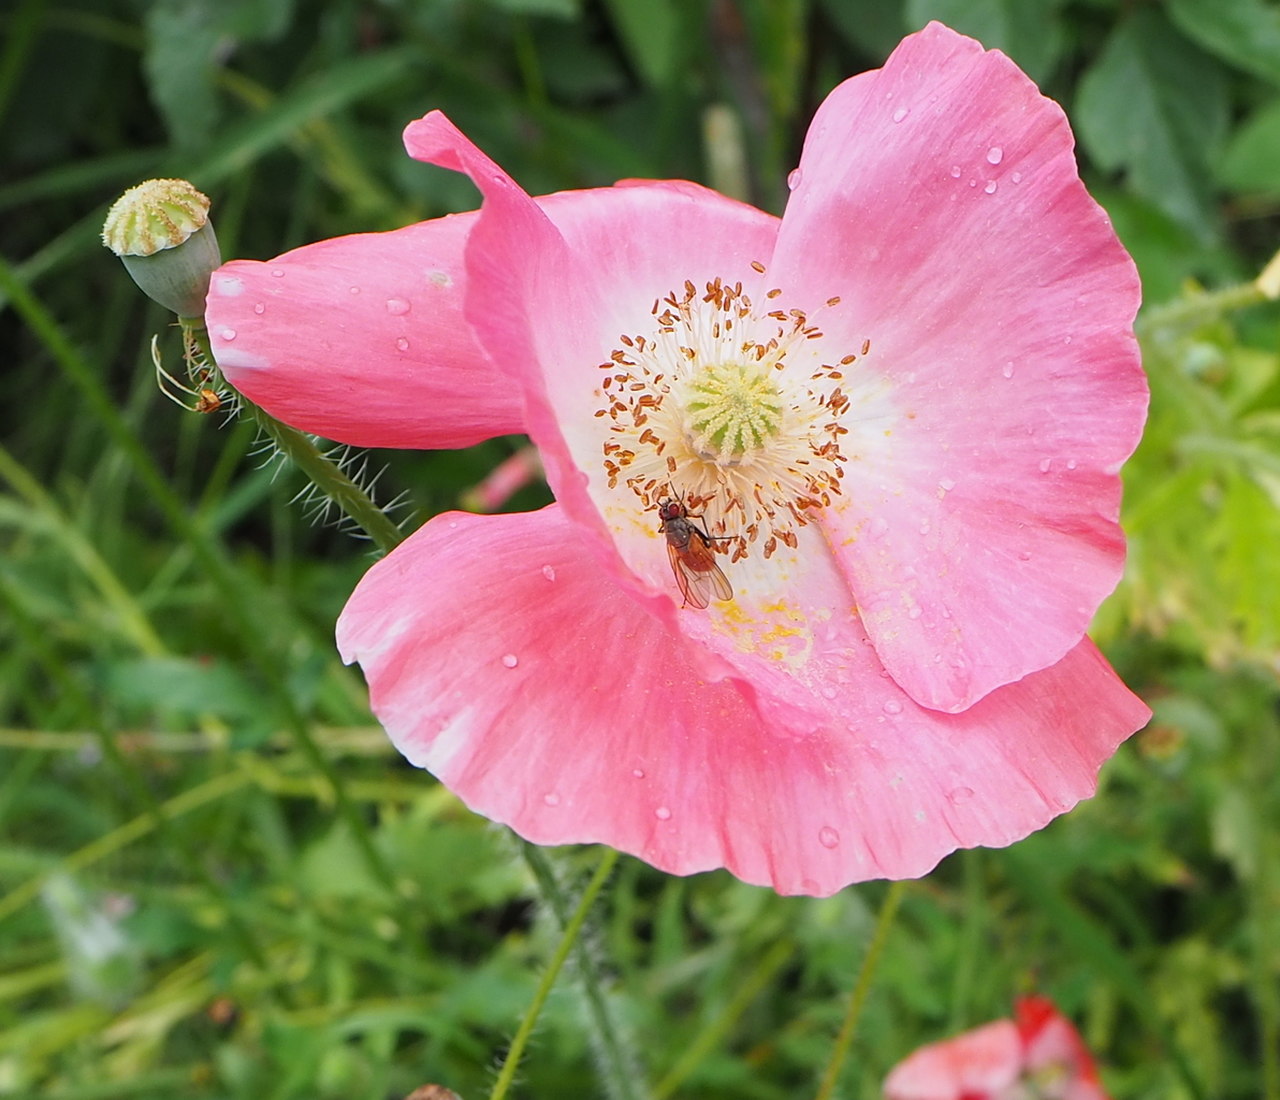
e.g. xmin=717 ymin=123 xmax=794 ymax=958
xmin=205 ymin=23 xmax=1149 ymax=895
xmin=884 ymin=995 xmax=1110 ymax=1100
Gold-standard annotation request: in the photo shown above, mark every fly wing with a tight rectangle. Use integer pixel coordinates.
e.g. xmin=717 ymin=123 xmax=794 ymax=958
xmin=667 ymin=541 xmax=709 ymax=609
xmin=668 ymin=539 xmax=732 ymax=609
xmin=705 ymin=558 xmax=733 ymax=603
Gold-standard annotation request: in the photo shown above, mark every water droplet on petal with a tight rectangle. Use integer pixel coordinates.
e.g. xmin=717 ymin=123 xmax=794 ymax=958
xmin=948 ymin=786 xmax=975 ymax=804
xmin=631 ymin=768 xmax=645 ymax=779
xmin=787 ymin=167 xmax=803 ymax=191
xmin=270 ymin=267 xmax=286 ymax=278
xmin=907 ymin=606 xmax=923 ymax=621
xmin=939 ymin=477 xmax=957 ymax=493
xmin=968 ymin=178 xmax=978 ymax=188
xmin=395 ymin=337 xmax=410 ymax=352
xmin=543 ymin=792 xmax=560 ymax=806
xmin=883 ymin=699 xmax=904 ymax=715
xmin=385 ymin=297 xmax=411 ymax=315
xmin=219 ymin=327 xmax=236 ymax=341
xmin=654 ymin=805 xmax=672 ymax=821
xmin=949 ymin=165 xmax=962 ymax=179
xmin=1002 ymin=362 xmax=1015 ymax=379
xmin=253 ymin=302 xmax=265 ymax=315
xmin=348 ymin=285 xmax=361 ymax=295
xmin=1011 ymin=171 xmax=1023 ymax=184
xmin=919 ymin=520 xmax=930 ymax=536
xmin=541 ymin=565 xmax=556 ymax=582
xmin=870 ymin=516 xmax=890 ymax=539
xmin=1018 ymin=550 xmax=1032 ymax=561
xmin=986 ymin=146 xmax=1003 ymax=165
xmin=984 ymin=180 xmax=997 ymax=194
xmin=1066 ymin=458 xmax=1078 ymax=470
xmin=819 ymin=826 xmax=840 ymax=848
xmin=892 ymin=106 xmax=909 ymax=123
xmin=502 ymin=653 xmax=519 ymax=668
xmin=821 ymin=684 xmax=838 ymax=700
xmin=1038 ymin=458 xmax=1052 ymax=474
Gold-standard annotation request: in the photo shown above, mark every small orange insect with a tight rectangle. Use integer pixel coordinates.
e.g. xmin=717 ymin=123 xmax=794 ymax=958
xmin=657 ymin=498 xmax=733 ymax=609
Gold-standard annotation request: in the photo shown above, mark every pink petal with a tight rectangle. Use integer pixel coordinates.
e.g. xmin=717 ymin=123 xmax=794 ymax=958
xmin=770 ymin=22 xmax=1145 ymax=711
xmin=206 ymin=217 xmax=523 ymax=449
xmin=403 ymin=111 xmax=782 ymax=619
xmin=884 ymin=1018 xmax=1022 ymax=1100
xmin=204 ymin=171 xmax=769 ymax=452
xmin=337 ymin=505 xmax=1149 ymax=895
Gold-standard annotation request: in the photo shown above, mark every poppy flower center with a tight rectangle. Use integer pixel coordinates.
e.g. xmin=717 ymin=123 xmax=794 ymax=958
xmin=685 ymin=360 xmax=785 ymax=459
xmin=596 ymin=273 xmax=863 ymax=560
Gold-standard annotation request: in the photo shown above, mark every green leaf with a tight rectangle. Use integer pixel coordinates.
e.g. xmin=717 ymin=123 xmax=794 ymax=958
xmin=1217 ymin=98 xmax=1280 ymax=195
xmin=905 ymin=0 xmax=1067 ymax=83
xmin=1075 ymin=9 xmax=1228 ymax=240
xmin=142 ymin=0 xmax=222 ymax=150
xmin=817 ymin=0 xmax=911 ymax=63
xmin=601 ymin=0 xmax=683 ymax=88
xmin=1167 ymin=0 xmax=1280 ymax=87
xmin=487 ymin=0 xmax=581 ymax=17
xmin=143 ymin=0 xmax=296 ymax=150
xmin=102 ymin=655 xmax=262 ymax=722
xmin=174 ymin=48 xmax=419 ymax=186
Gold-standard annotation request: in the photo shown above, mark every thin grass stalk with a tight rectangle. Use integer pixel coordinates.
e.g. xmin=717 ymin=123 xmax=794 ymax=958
xmin=489 ymin=847 xmax=622 ymax=1100
xmin=521 ymin=843 xmax=642 ymax=1100
xmin=652 ymin=937 xmax=794 ymax=1100
xmin=814 ymin=880 xmax=907 ymax=1100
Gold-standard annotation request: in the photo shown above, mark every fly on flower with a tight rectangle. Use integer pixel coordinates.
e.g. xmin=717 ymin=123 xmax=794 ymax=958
xmin=658 ymin=497 xmax=733 ymax=610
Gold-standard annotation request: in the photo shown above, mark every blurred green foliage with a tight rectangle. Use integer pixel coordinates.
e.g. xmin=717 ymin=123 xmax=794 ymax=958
xmin=2 ymin=0 xmax=1279 ymax=1098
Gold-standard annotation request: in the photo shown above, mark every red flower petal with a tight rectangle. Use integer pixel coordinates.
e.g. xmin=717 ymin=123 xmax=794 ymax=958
xmin=1016 ymin=996 xmax=1110 ymax=1100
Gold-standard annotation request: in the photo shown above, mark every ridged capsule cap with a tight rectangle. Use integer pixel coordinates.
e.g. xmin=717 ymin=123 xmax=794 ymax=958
xmin=102 ymin=179 xmax=221 ymax=318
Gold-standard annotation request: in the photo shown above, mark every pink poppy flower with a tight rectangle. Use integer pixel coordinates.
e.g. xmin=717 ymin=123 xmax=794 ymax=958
xmin=883 ymin=996 xmax=1110 ymax=1100
xmin=205 ymin=22 xmax=1150 ymax=895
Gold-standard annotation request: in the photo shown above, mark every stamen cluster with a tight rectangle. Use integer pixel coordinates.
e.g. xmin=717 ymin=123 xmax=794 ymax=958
xmin=596 ymin=272 xmax=862 ymax=560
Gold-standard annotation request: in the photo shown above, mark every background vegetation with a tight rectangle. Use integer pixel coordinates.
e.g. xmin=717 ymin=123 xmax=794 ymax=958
xmin=3 ymin=0 xmax=1279 ymax=1097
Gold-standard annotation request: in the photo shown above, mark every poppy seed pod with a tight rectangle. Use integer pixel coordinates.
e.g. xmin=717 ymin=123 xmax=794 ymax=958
xmin=102 ymin=178 xmax=221 ymax=319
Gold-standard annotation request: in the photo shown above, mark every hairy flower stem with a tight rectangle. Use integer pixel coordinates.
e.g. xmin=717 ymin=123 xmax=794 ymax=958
xmin=182 ymin=320 xmax=405 ymax=555
xmin=814 ymin=880 xmax=907 ymax=1100
xmin=490 ymin=847 xmax=622 ymax=1100
xmin=521 ymin=843 xmax=641 ymax=1100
